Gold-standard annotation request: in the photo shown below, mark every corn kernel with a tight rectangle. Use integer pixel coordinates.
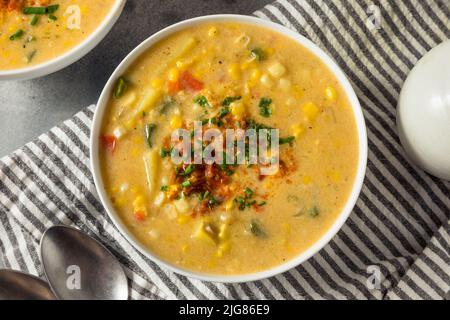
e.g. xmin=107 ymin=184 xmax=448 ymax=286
xmin=250 ymin=68 xmax=261 ymax=82
xmin=291 ymin=124 xmax=305 ymax=138
xmin=208 ymin=26 xmax=218 ymax=37
xmin=219 ymin=224 xmax=228 ymax=240
xmin=329 ymin=170 xmax=342 ymax=183
xmin=302 ymin=102 xmax=320 ymax=122
xmin=151 ymin=78 xmax=163 ymax=89
xmin=228 ymin=63 xmax=240 ymax=80
xmin=216 ymin=242 xmax=230 ymax=258
xmin=302 ymin=176 xmax=312 ymax=185
xmin=325 ymin=86 xmax=337 ymax=102
xmin=225 ymin=200 xmax=234 ymax=211
xmin=177 ymin=215 xmax=190 ymax=225
xmin=230 ymin=101 xmax=245 ymax=118
xmin=170 ymin=115 xmax=183 ymax=129
xmin=133 ymin=195 xmax=146 ymax=207
xmin=168 ymin=68 xmax=179 ymax=82
xmin=181 ymin=244 xmax=188 ymax=253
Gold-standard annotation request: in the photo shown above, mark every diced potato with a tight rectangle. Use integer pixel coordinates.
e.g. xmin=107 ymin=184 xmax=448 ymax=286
xmin=302 ymin=102 xmax=320 ymax=122
xmin=260 ymin=73 xmax=274 ymax=88
xmin=278 ymin=78 xmax=291 ymax=91
xmin=143 ymin=150 xmax=160 ymax=199
xmin=164 ymin=204 xmax=177 ymax=220
xmin=174 ymin=197 xmax=191 ymax=214
xmin=154 ymin=191 xmax=166 ymax=207
xmin=268 ymin=62 xmax=286 ymax=78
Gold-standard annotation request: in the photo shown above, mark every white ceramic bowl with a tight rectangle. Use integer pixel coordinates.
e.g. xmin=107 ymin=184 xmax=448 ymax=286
xmin=0 ymin=0 xmax=126 ymax=81
xmin=91 ymin=14 xmax=368 ymax=283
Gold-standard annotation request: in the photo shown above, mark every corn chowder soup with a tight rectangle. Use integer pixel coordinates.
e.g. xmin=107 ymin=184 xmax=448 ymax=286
xmin=0 ymin=0 xmax=115 ymax=70
xmin=100 ymin=23 xmax=359 ymax=275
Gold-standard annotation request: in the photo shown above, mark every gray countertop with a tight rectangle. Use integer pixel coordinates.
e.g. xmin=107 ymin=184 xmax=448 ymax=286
xmin=0 ymin=0 xmax=271 ymax=157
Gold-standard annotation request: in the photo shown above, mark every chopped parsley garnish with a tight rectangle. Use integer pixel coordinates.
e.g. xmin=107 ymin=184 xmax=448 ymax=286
xmin=279 ymin=136 xmax=295 ymax=145
xmin=250 ymin=220 xmax=267 ymax=238
xmin=144 ymin=124 xmax=157 ymax=148
xmin=160 ymin=147 xmax=172 ymax=158
xmin=259 ymin=98 xmax=273 ymax=118
xmin=160 ymin=185 xmax=169 ymax=192
xmin=23 ymin=4 xmax=59 ymax=15
xmin=309 ymin=205 xmax=320 ymax=218
xmin=217 ymin=106 xmax=230 ymax=118
xmin=178 ymin=164 xmax=194 ymax=176
xmin=251 ymin=48 xmax=266 ymax=61
xmin=222 ymin=96 xmax=242 ymax=106
xmin=181 ymin=180 xmax=191 ymax=188
xmin=9 ymin=30 xmax=24 ymax=41
xmin=114 ymin=77 xmax=127 ymax=99
xmin=244 ymin=187 xmax=254 ymax=198
xmin=194 ymin=95 xmax=211 ymax=108
xmin=30 ymin=15 xmax=39 ymax=26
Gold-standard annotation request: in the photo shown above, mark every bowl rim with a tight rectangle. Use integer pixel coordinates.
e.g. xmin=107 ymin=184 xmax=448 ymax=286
xmin=90 ymin=14 xmax=368 ymax=283
xmin=0 ymin=0 xmax=126 ymax=81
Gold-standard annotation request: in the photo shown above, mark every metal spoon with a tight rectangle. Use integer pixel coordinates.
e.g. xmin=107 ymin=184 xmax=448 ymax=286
xmin=40 ymin=225 xmax=128 ymax=300
xmin=0 ymin=270 xmax=56 ymax=300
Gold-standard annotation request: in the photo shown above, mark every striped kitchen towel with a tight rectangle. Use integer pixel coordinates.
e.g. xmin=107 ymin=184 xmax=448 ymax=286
xmin=0 ymin=0 xmax=449 ymax=300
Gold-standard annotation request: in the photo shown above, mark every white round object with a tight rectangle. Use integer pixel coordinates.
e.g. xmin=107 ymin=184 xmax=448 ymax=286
xmin=397 ymin=40 xmax=450 ymax=181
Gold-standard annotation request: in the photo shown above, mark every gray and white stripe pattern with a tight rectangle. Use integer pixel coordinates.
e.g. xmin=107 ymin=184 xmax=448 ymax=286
xmin=0 ymin=0 xmax=449 ymax=300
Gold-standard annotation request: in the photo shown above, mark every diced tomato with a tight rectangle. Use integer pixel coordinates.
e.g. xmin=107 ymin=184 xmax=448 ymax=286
xmin=180 ymin=71 xmax=204 ymax=91
xmin=101 ymin=135 xmax=117 ymax=153
xmin=167 ymin=80 xmax=182 ymax=95
xmin=134 ymin=210 xmax=146 ymax=221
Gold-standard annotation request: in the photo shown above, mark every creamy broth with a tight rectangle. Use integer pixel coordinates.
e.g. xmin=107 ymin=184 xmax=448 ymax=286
xmin=100 ymin=22 xmax=359 ymax=275
xmin=0 ymin=0 xmax=115 ymax=70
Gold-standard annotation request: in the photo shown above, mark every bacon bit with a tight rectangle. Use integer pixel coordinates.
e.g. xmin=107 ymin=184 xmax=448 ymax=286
xmin=101 ymin=135 xmax=117 ymax=153
xmin=180 ymin=71 xmax=204 ymax=91
xmin=134 ymin=210 xmax=146 ymax=221
xmin=1 ymin=0 xmax=50 ymax=11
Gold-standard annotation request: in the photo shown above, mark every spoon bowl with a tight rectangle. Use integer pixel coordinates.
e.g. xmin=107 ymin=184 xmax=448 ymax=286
xmin=40 ymin=225 xmax=128 ymax=300
xmin=0 ymin=270 xmax=55 ymax=300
